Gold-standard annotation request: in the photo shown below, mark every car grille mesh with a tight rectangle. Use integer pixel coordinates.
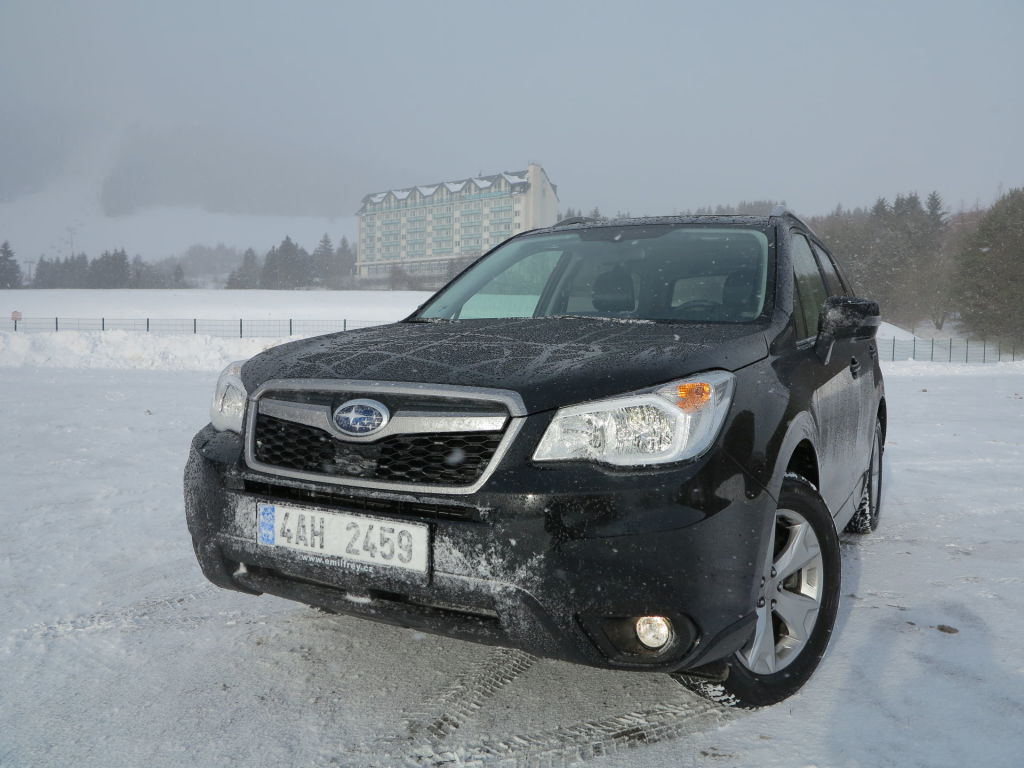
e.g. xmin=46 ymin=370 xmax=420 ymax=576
xmin=253 ymin=414 xmax=503 ymax=486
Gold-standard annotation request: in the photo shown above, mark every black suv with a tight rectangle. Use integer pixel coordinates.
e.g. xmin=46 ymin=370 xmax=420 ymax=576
xmin=185 ymin=211 xmax=884 ymax=707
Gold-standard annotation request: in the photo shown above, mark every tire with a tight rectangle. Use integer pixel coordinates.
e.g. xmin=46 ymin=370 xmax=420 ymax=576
xmin=845 ymin=419 xmax=883 ymax=534
xmin=673 ymin=475 xmax=841 ymax=708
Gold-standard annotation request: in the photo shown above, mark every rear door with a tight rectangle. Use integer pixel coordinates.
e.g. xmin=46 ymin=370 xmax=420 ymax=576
xmin=790 ymin=231 xmax=863 ymax=518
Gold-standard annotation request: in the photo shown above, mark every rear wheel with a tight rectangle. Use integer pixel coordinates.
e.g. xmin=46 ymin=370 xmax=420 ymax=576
xmin=845 ymin=419 xmax=883 ymax=534
xmin=674 ymin=475 xmax=841 ymax=708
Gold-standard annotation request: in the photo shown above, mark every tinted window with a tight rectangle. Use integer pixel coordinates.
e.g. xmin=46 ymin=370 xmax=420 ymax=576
xmin=791 ymin=233 xmax=828 ymax=339
xmin=811 ymin=242 xmax=846 ymax=297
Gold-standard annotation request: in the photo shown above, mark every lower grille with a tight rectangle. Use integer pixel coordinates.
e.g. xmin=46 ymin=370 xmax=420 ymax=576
xmin=253 ymin=415 xmax=502 ymax=486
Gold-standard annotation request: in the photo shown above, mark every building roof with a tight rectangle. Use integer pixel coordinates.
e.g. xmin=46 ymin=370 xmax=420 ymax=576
xmin=359 ymin=169 xmax=532 ymax=211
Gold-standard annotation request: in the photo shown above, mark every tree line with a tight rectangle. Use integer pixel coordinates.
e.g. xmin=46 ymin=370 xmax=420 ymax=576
xmin=807 ymin=189 xmax=1023 ymax=343
xmin=2 ymin=244 xmax=187 ymax=289
xmin=224 ymin=234 xmax=355 ymax=289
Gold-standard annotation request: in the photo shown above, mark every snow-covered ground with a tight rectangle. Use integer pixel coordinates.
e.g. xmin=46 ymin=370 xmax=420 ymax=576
xmin=2 ymin=323 xmax=1023 ymax=766
xmin=1 ymin=289 xmax=432 ymax=321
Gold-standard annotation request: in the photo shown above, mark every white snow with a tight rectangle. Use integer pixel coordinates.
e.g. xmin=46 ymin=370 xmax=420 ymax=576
xmin=1 ymin=314 xmax=1023 ymax=766
xmin=0 ymin=288 xmax=432 ymax=321
xmin=878 ymin=320 xmax=916 ymax=340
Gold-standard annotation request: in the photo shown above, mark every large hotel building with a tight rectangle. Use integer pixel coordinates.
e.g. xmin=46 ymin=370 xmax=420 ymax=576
xmin=355 ymin=163 xmax=558 ymax=278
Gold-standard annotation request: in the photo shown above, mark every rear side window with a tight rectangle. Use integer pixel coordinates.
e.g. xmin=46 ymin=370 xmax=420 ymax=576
xmin=811 ymin=242 xmax=846 ymax=297
xmin=791 ymin=233 xmax=828 ymax=340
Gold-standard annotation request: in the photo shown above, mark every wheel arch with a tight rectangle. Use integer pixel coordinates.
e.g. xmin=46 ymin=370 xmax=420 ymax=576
xmin=766 ymin=410 xmax=821 ymax=503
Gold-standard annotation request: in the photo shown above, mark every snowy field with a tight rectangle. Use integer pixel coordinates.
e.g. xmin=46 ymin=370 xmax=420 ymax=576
xmin=1 ymin=289 xmax=433 ymax=322
xmin=2 ymin=328 xmax=1024 ymax=766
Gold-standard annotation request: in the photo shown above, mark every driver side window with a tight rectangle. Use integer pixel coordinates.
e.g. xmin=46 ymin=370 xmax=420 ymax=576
xmin=791 ymin=233 xmax=828 ymax=340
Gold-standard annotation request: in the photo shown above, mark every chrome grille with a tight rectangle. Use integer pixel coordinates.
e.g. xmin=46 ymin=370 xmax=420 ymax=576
xmin=244 ymin=379 xmax=525 ymax=494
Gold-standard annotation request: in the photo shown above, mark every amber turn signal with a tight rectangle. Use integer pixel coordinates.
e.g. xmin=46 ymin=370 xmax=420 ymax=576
xmin=675 ymin=382 xmax=712 ymax=412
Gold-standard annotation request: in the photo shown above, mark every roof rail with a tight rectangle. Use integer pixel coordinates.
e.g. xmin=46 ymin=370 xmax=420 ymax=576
xmin=769 ymin=206 xmax=818 ymax=237
xmin=552 ymin=216 xmax=601 ymax=227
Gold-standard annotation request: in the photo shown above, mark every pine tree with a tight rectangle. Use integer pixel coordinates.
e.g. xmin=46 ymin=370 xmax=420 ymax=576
xmin=330 ymin=236 xmax=356 ymax=288
xmin=89 ymin=249 xmax=131 ymax=288
xmin=0 ymin=241 xmax=24 ymax=288
xmin=260 ymin=245 xmax=283 ymax=289
xmin=956 ymin=188 xmax=1024 ymax=341
xmin=311 ymin=233 xmax=334 ymax=287
xmin=226 ymin=248 xmax=261 ymax=289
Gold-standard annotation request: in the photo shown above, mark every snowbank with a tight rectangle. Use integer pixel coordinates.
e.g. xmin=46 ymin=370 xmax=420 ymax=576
xmin=0 ymin=330 xmax=284 ymax=371
xmin=0 ymin=288 xmax=431 ymax=320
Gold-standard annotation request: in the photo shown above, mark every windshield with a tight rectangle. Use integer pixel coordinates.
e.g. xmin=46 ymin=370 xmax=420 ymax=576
xmin=413 ymin=224 xmax=772 ymax=323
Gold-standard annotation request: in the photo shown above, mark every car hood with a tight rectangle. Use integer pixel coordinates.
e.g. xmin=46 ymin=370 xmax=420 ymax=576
xmin=241 ymin=318 xmax=768 ymax=414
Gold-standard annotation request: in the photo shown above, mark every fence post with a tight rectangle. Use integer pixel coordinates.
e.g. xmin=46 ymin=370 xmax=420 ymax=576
xmin=949 ymin=340 xmax=952 ymax=362
xmin=102 ymin=317 xmax=105 ymax=331
xmin=193 ymin=318 xmax=197 ymax=334
xmin=289 ymin=318 xmax=293 ymax=336
xmin=913 ymin=337 xmax=916 ymax=360
xmin=931 ymin=338 xmax=934 ymax=361
xmin=13 ymin=319 xmax=16 ymax=331
xmin=146 ymin=318 xmax=150 ymax=332
xmin=998 ymin=339 xmax=1001 ymax=362
xmin=966 ymin=338 xmax=969 ymax=362
xmin=344 ymin=319 xmax=347 ymax=332
xmin=892 ymin=337 xmax=896 ymax=360
xmin=983 ymin=339 xmax=986 ymax=363
xmin=55 ymin=317 xmax=59 ymax=332
xmin=239 ymin=318 xmax=243 ymax=338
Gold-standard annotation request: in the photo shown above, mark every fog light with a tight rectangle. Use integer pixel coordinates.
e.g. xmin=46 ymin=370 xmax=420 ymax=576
xmin=635 ymin=616 xmax=672 ymax=649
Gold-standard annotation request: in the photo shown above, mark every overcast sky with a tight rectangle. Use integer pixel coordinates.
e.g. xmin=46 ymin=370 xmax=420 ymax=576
xmin=2 ymin=0 xmax=1022 ymax=221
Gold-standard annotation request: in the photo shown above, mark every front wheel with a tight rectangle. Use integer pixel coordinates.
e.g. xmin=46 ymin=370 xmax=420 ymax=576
xmin=674 ymin=475 xmax=841 ymax=708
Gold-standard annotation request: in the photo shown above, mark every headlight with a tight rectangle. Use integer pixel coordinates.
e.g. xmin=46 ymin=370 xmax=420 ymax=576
xmin=210 ymin=360 xmax=248 ymax=433
xmin=533 ymin=371 xmax=735 ymax=466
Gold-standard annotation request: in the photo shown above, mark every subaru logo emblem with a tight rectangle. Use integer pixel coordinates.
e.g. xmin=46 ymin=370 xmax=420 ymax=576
xmin=332 ymin=399 xmax=390 ymax=436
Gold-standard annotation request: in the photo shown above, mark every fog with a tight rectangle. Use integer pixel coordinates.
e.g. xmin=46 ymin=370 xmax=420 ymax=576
xmin=1 ymin=0 xmax=1022 ymax=258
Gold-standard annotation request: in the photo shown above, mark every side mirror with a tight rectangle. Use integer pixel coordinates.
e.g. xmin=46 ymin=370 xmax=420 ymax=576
xmin=815 ymin=296 xmax=881 ymax=363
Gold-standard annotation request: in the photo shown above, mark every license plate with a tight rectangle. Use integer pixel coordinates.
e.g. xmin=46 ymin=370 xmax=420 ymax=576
xmin=256 ymin=502 xmax=429 ymax=574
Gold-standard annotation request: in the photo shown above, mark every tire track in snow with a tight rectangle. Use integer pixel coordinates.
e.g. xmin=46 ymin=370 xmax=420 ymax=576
xmin=381 ymin=698 xmax=731 ymax=767
xmin=401 ymin=647 xmax=537 ymax=744
xmin=4 ymin=585 xmax=263 ymax=645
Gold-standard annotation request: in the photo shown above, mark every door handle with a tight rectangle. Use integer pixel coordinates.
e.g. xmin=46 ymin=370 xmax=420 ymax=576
xmin=850 ymin=357 xmax=862 ymax=378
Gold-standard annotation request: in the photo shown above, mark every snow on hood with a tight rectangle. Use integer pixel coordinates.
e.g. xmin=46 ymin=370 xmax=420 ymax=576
xmin=240 ymin=318 xmax=769 ymax=413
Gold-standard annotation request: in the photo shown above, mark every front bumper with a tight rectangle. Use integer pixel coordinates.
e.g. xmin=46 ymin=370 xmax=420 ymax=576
xmin=185 ymin=423 xmax=773 ymax=673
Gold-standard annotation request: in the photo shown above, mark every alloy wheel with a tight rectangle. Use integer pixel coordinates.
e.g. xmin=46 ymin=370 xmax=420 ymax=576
xmin=738 ymin=508 xmax=825 ymax=675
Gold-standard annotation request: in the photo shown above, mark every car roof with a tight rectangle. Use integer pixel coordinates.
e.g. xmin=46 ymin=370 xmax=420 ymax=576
xmin=533 ymin=208 xmax=817 ymax=237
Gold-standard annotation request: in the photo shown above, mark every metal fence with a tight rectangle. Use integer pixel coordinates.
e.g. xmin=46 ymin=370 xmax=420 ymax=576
xmin=2 ymin=317 xmax=389 ymax=337
xmin=878 ymin=337 xmax=1019 ymax=363
xmin=1 ymin=317 xmax=1020 ymax=362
